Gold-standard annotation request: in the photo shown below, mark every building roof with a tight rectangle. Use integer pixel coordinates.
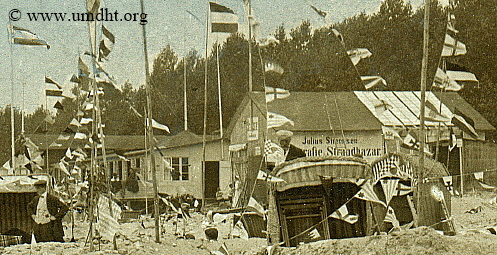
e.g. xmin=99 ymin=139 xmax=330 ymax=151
xmin=267 ymin=91 xmax=383 ymax=131
xmin=157 ymin=131 xmax=221 ymax=149
xmin=355 ymin=91 xmax=453 ymax=127
xmin=435 ymin=92 xmax=495 ymax=131
xmin=27 ymin=134 xmax=170 ymax=151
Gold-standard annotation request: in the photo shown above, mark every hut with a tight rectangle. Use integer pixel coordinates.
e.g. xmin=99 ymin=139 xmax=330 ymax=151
xmin=0 ymin=175 xmax=50 ymax=242
xmin=273 ymin=155 xmax=373 ymax=246
xmin=370 ymin=153 xmax=452 ymax=232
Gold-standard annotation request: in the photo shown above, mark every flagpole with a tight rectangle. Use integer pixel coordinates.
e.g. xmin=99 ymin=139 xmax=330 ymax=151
xmin=216 ymin=42 xmax=224 ymax=159
xmin=417 ymin=0 xmax=431 ymax=226
xmin=9 ymin=28 xmax=15 ymax=175
xmin=201 ymin=1 xmax=212 ymax=209
xmin=183 ymin=57 xmax=188 ymax=131
xmin=139 ymin=0 xmax=160 ymax=243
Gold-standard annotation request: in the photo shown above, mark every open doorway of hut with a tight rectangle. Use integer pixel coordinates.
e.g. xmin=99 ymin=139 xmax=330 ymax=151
xmin=204 ymin=161 xmax=220 ymax=204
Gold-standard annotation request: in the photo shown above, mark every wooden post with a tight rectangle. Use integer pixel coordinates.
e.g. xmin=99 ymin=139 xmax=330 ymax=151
xmin=267 ymin=182 xmax=280 ymax=244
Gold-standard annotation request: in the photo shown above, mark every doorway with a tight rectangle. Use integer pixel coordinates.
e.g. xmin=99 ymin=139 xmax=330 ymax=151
xmin=204 ymin=161 xmax=220 ymax=202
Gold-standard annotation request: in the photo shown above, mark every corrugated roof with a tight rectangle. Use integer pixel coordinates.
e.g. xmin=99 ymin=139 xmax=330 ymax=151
xmin=435 ymin=92 xmax=495 ymax=131
xmin=267 ymin=92 xmax=382 ymax=131
xmin=355 ymin=91 xmax=453 ymax=127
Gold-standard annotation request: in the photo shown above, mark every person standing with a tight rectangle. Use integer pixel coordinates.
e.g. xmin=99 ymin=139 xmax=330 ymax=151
xmin=27 ymin=179 xmax=69 ymax=242
xmin=276 ymin=130 xmax=306 ymax=161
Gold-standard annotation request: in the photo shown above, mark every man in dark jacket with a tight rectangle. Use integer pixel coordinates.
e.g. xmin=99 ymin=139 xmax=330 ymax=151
xmin=276 ymin=130 xmax=306 ymax=161
xmin=27 ymin=180 xmax=69 ymax=242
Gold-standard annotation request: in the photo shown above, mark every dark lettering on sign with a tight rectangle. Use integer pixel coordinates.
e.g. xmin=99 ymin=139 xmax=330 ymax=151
xmin=302 ymin=136 xmax=324 ymax=145
xmin=326 ymin=147 xmax=383 ymax=157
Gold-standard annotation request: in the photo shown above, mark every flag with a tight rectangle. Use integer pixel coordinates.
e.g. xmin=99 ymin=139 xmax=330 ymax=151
xmin=448 ymin=132 xmax=457 ymax=151
xmin=447 ymin=14 xmax=458 ymax=34
xmin=44 ymin=114 xmax=55 ymax=125
xmin=247 ymin=197 xmax=265 ymax=217
xmin=361 ymin=76 xmax=387 ymax=89
xmin=70 ymin=74 xmax=80 ymax=83
xmin=242 ymin=0 xmax=259 ymax=39
xmin=78 ymin=57 xmax=90 ymax=77
xmin=474 ymin=171 xmax=484 ymax=181
xmin=384 ymin=206 xmax=400 ymax=228
xmin=451 ymin=108 xmax=478 ymax=138
xmin=331 ymin=204 xmax=359 ymax=224
xmin=441 ymin=34 xmax=466 ymax=57
xmin=308 ymin=228 xmax=322 ymax=240
xmin=347 ymin=48 xmax=372 ymax=65
xmin=258 ymin=35 xmax=279 ymax=47
xmin=86 ymin=0 xmax=100 ymax=14
xmin=45 ymin=89 xmax=64 ymax=97
xmin=2 ymin=160 xmax=11 ymax=171
xmin=265 ymin=86 xmax=290 ymax=102
xmin=99 ymin=39 xmax=111 ymax=60
xmin=102 ymin=25 xmax=115 ymax=44
xmin=402 ymin=131 xmax=419 ymax=149
xmin=80 ymin=118 xmax=93 ymax=125
xmin=257 ymin=170 xmax=285 ymax=182
xmin=74 ymin=132 xmax=87 ymax=140
xmin=58 ymin=161 xmax=71 ymax=176
xmin=264 ymin=61 xmax=284 ymax=74
xmin=65 ymin=148 xmax=73 ymax=159
xmin=210 ymin=2 xmax=238 ymax=33
xmin=310 ymin=4 xmax=327 ymax=18
xmin=264 ymin=140 xmax=286 ymax=166
xmin=354 ymin=180 xmax=387 ymax=207
xmin=331 ymin=29 xmax=344 ymax=46
xmin=267 ymin=112 xmax=294 ymax=129
xmin=148 ymin=119 xmax=169 ymax=132
xmin=380 ymin=179 xmax=399 ymax=206
xmin=432 ymin=68 xmax=462 ymax=91
xmin=382 ymin=126 xmax=401 ymax=141
xmin=45 ymin=77 xmax=62 ymax=89
xmin=446 ymin=70 xmax=478 ymax=83
xmin=53 ymin=101 xmax=64 ymax=110
xmin=70 ymin=118 xmax=81 ymax=128
xmin=9 ymin=25 xmax=50 ymax=49
xmin=424 ymin=100 xmax=451 ymax=122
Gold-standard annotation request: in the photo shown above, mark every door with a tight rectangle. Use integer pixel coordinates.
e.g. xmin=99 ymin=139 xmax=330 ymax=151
xmin=204 ymin=161 xmax=220 ymax=201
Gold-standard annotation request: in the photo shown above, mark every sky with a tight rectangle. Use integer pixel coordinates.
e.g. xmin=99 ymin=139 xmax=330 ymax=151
xmin=1 ymin=0 xmax=424 ymax=113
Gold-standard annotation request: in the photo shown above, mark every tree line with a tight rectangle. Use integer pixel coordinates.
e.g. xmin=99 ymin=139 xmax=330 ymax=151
xmin=1 ymin=0 xmax=496 ymax=164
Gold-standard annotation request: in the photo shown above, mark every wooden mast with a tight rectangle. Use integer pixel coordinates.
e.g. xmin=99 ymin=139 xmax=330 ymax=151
xmin=417 ymin=0 xmax=431 ymax=225
xmin=139 ymin=0 xmax=160 ymax=243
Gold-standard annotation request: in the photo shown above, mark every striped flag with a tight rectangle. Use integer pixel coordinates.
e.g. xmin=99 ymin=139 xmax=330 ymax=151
xmin=380 ymin=179 xmax=399 ymax=206
xmin=384 ymin=206 xmax=400 ymax=228
xmin=9 ymin=25 xmax=50 ymax=49
xmin=210 ymin=2 xmax=238 ymax=33
xmin=267 ymin=112 xmax=294 ymax=129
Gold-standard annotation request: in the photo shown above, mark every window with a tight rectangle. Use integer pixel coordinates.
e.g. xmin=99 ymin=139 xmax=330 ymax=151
xmin=168 ymin=157 xmax=189 ymax=181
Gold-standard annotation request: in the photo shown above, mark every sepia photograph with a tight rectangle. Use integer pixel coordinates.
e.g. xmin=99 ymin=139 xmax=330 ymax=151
xmin=1 ymin=0 xmax=497 ymax=254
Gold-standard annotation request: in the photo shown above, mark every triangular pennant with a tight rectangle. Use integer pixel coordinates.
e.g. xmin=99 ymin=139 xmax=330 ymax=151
xmin=354 ymin=180 xmax=387 ymax=207
xmin=384 ymin=206 xmax=400 ymax=228
xmin=380 ymin=179 xmax=399 ymax=206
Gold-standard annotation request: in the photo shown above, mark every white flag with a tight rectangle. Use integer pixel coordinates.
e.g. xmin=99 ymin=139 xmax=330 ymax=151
xmin=361 ymin=76 xmax=387 ymax=89
xmin=148 ymin=119 xmax=170 ymax=132
xmin=265 ymin=86 xmax=290 ymax=102
xmin=347 ymin=48 xmax=372 ymax=65
xmin=331 ymin=204 xmax=358 ymax=224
